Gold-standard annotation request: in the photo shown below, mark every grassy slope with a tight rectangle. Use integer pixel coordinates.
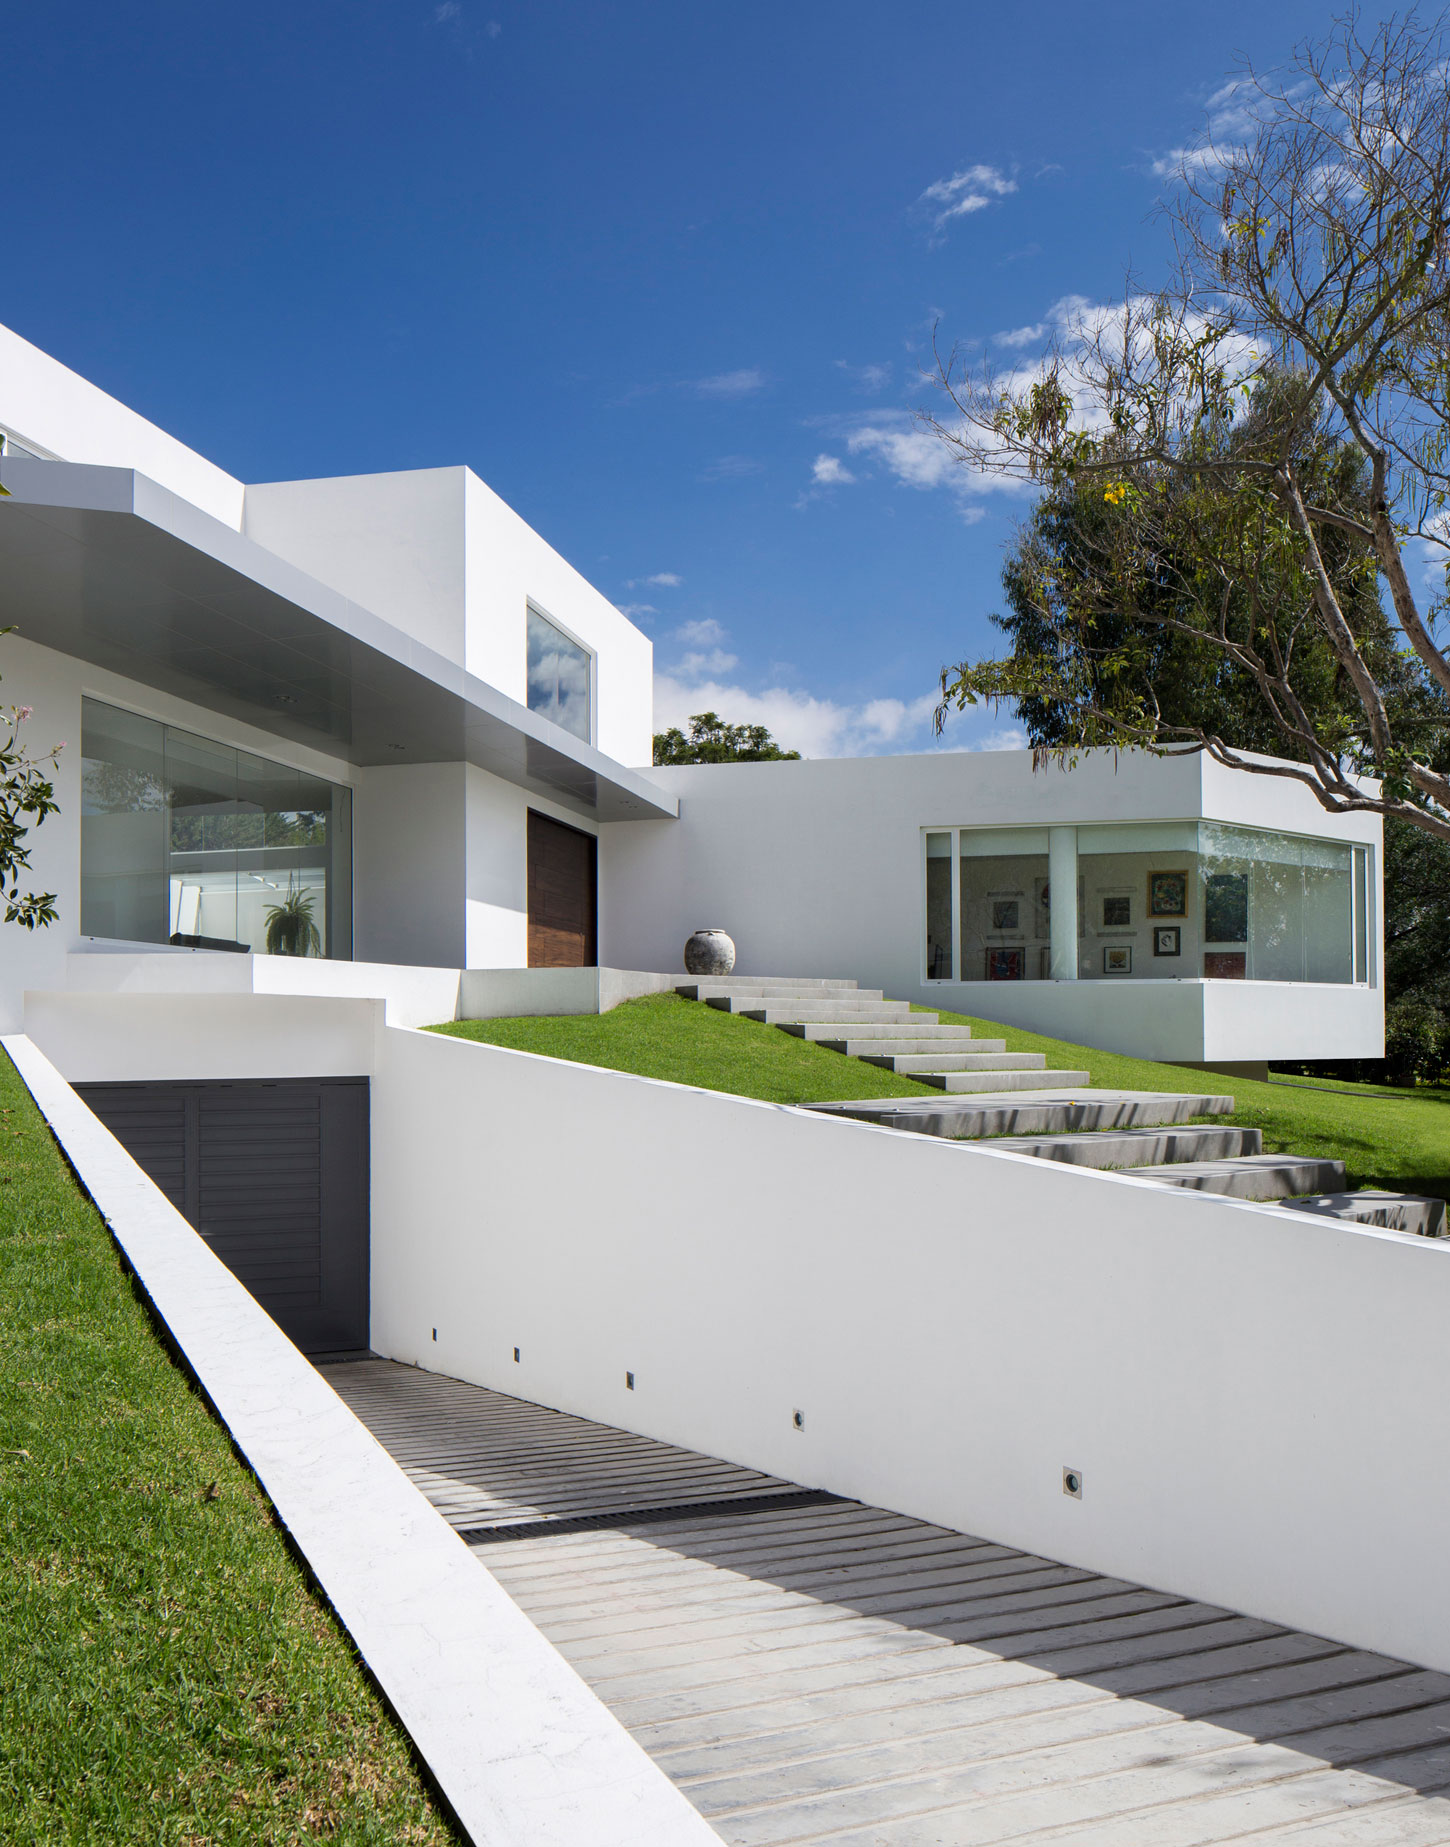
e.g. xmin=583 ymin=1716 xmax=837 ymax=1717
xmin=0 ymin=1050 xmax=459 ymax=1845
xmin=430 ymin=992 xmax=1450 ymax=1200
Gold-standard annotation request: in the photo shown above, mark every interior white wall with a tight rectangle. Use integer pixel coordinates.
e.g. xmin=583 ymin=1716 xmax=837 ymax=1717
xmin=370 ymin=1023 xmax=1450 ymax=1678
xmin=243 ymin=469 xmax=468 ymax=664
xmin=601 ymin=750 xmax=1383 ymax=1060
xmin=353 ymin=762 xmax=467 ymax=969
xmin=0 ymin=321 xmax=243 ymax=527
xmin=463 ymin=472 xmax=653 ymax=766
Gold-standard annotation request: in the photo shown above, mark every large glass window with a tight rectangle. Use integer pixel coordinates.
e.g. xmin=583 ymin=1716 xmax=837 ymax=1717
xmin=81 ymin=699 xmax=352 ymax=958
xmin=526 ymin=605 xmax=592 ymax=743
xmin=927 ymin=820 xmax=1370 ymax=985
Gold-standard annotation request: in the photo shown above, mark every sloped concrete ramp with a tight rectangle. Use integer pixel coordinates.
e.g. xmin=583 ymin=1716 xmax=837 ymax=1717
xmin=325 ymin=1359 xmax=1450 ymax=1845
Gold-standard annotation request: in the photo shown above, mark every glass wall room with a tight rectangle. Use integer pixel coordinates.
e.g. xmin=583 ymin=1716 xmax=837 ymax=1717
xmin=81 ymin=699 xmax=352 ymax=957
xmin=927 ymin=821 xmax=1370 ymax=986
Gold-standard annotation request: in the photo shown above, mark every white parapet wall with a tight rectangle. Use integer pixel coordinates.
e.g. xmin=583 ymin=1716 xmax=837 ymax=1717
xmin=458 ymin=967 xmax=677 ymax=1019
xmin=370 ymin=1024 xmax=1450 ymax=1677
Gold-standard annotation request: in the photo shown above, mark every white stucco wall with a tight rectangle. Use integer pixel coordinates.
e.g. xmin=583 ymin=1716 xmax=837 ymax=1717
xmin=0 ymin=321 xmax=244 ymax=527
xmin=463 ymin=472 xmax=653 ymax=767
xmin=243 ymin=469 xmax=469 ymax=664
xmin=19 ymin=984 xmax=1450 ymax=1677
xmin=368 ymin=1022 xmax=1450 ymax=1678
xmin=600 ymin=749 xmax=1384 ymax=1061
xmin=238 ymin=465 xmax=654 ymax=768
xmin=353 ymin=762 xmax=467 ymax=969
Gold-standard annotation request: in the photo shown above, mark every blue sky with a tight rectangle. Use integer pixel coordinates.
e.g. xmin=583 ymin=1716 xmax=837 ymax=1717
xmin=2 ymin=1 xmax=1396 ymax=758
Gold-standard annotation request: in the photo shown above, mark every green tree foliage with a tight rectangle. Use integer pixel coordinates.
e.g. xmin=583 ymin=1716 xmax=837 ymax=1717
xmin=0 ymin=632 xmax=62 ymax=931
xmin=653 ymin=711 xmax=802 ymax=764
xmin=925 ymin=11 xmax=1450 ymax=845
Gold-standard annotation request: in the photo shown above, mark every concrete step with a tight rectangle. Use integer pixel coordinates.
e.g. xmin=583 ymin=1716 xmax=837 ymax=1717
xmin=818 ymin=1037 xmax=1006 ymax=1059
xmin=786 ymin=1021 xmax=975 ymax=1042
xmin=861 ymin=1051 xmax=1047 ymax=1074
xmin=712 ymin=996 xmax=906 ymax=1018
xmin=918 ymin=1070 xmax=1094 ymax=1094
xmin=1281 ymin=1191 xmax=1448 ymax=1239
xmin=676 ymin=977 xmax=860 ymax=997
xmin=974 ymin=1125 xmax=1264 ymax=1168
xmin=800 ymin=1090 xmax=1237 ymax=1138
xmin=741 ymin=1006 xmax=921 ymax=1025
xmin=698 ymin=986 xmax=886 ymax=1007
xmin=1131 ymin=1153 xmax=1347 ymax=1201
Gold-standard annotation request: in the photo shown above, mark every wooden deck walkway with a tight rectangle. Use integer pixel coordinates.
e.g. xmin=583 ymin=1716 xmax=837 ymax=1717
xmin=322 ymin=1359 xmax=1450 ymax=1844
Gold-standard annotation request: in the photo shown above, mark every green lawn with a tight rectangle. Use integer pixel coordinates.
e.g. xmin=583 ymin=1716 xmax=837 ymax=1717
xmin=0 ymin=1049 xmax=459 ymax=1845
xmin=430 ymin=992 xmax=1450 ymax=1201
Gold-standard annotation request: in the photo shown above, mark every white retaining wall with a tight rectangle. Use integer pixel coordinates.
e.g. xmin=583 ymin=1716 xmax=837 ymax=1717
xmin=371 ymin=1024 xmax=1450 ymax=1677
xmin=21 ymin=983 xmax=1449 ymax=1677
xmin=4 ymin=1032 xmax=714 ymax=1847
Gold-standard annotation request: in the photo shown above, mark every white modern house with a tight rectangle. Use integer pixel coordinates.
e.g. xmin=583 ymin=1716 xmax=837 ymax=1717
xmin=0 ymin=319 xmax=1383 ymax=1068
xmin=15 ymin=321 xmax=1450 ymax=1847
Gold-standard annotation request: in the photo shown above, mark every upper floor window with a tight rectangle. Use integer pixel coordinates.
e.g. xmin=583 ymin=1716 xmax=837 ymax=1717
xmin=526 ymin=605 xmax=592 ymax=744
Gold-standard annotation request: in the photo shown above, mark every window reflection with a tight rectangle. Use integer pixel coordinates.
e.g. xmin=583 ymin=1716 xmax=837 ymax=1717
xmin=526 ymin=605 xmax=592 ymax=742
xmin=81 ymin=700 xmax=352 ymax=958
xmin=929 ymin=821 xmax=1368 ymax=985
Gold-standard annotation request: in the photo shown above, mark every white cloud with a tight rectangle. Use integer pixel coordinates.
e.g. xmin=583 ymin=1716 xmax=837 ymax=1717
xmin=485 ymin=17 xmax=501 ymax=34
xmin=700 ymin=454 xmax=765 ymax=480
xmin=618 ymin=602 xmax=657 ymax=621
xmin=676 ymin=648 xmax=740 ymax=677
xmin=919 ymin=163 xmax=1017 ymax=229
xmin=673 ymin=618 xmax=727 ymax=646
xmin=434 ymin=1 xmax=460 ymax=16
xmin=1151 ymin=77 xmax=1284 ymax=179
xmin=831 ymin=290 xmax=1258 ymax=519
xmin=693 ymin=368 xmax=766 ymax=398
xmin=652 ymin=669 xmax=1028 ymax=760
xmin=811 ymin=453 xmax=856 ymax=486
xmin=993 ymin=320 xmax=1048 ymax=349
xmin=624 ymin=570 xmax=683 ymax=589
xmin=835 ymin=360 xmax=891 ymax=394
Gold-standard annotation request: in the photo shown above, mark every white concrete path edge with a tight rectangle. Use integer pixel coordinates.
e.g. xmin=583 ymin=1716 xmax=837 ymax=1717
xmin=2 ymin=1033 xmax=718 ymax=1847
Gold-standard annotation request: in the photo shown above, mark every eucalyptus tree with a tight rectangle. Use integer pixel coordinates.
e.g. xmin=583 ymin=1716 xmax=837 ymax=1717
xmin=927 ymin=9 xmax=1450 ymax=841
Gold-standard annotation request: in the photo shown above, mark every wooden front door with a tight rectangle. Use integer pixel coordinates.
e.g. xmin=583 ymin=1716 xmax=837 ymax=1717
xmin=527 ymin=810 xmax=597 ymax=967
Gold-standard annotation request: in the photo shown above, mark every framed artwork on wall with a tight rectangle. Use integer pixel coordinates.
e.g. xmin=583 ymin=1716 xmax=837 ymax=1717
xmin=1102 ymin=894 xmax=1131 ymax=928
xmin=1204 ymin=951 xmax=1248 ymax=978
xmin=1148 ymin=870 xmax=1188 ymax=917
xmin=991 ymin=898 xmax=1020 ymax=931
xmin=986 ymin=947 xmax=1025 ymax=980
xmin=1153 ymin=926 xmax=1181 ymax=957
xmin=1102 ymin=945 xmax=1133 ymax=974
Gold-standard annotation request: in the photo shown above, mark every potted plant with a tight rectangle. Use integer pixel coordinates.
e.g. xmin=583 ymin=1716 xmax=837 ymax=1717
xmin=264 ymin=877 xmax=321 ymax=957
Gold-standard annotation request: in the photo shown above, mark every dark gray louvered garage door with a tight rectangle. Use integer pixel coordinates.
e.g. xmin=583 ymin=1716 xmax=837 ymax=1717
xmin=73 ymin=1077 xmax=369 ymax=1355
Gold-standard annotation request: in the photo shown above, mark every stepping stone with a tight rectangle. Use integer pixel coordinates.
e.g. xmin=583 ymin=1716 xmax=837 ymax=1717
xmin=801 ymin=1091 xmax=1238 ymax=1138
xmin=1281 ymin=1191 xmax=1448 ymax=1238
xmin=1129 ymin=1152 xmax=1346 ymax=1201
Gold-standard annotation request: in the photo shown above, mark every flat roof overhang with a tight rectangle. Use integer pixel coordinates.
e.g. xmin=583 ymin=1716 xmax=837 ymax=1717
xmin=0 ymin=458 xmax=676 ymax=823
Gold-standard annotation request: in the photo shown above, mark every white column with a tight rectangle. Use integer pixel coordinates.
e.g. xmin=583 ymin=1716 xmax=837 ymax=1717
xmin=1049 ymin=826 xmax=1078 ymax=981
